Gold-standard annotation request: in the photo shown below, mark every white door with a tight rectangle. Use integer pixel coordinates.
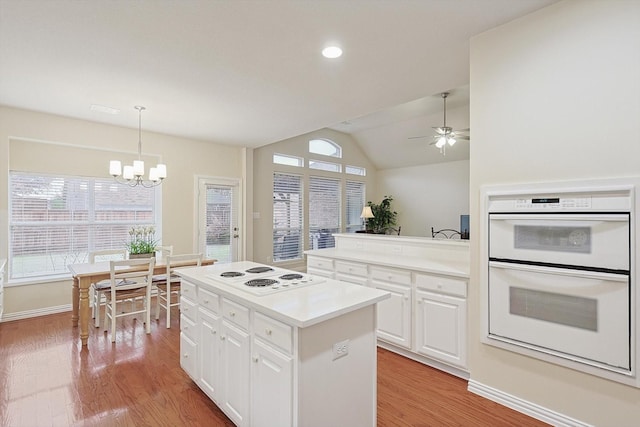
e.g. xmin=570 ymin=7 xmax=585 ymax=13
xmin=251 ymin=339 xmax=293 ymax=427
xmin=198 ymin=178 xmax=241 ymax=264
xmin=373 ymin=281 xmax=412 ymax=349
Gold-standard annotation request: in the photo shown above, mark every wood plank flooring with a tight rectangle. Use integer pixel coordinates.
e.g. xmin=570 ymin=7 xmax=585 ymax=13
xmin=0 ymin=309 xmax=548 ymax=427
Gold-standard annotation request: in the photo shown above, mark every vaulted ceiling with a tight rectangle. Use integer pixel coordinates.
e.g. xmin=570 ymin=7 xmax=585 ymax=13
xmin=0 ymin=0 xmax=558 ymax=169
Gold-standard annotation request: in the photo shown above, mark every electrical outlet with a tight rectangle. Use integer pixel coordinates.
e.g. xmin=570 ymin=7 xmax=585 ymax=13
xmin=332 ymin=339 xmax=349 ymax=360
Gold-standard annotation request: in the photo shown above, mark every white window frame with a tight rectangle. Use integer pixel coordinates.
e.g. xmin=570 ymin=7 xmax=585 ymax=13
xmin=309 ymin=138 xmax=342 ymax=158
xmin=8 ymin=171 xmax=161 ymax=283
xmin=273 ymin=172 xmax=304 ymax=262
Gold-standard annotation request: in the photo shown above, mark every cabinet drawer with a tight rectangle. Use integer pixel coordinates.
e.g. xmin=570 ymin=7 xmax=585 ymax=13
xmin=180 ymin=296 xmax=198 ymax=322
xmin=180 ymin=313 xmax=197 ymax=342
xmin=335 ymin=261 xmax=367 ymax=277
xmin=370 ymin=267 xmax=411 ymax=285
xmin=222 ymin=297 xmax=249 ymax=331
xmin=254 ymin=312 xmax=293 ymax=354
xmin=415 ymin=274 xmax=467 ymax=298
xmin=307 ymin=267 xmax=334 ymax=279
xmin=307 ymin=256 xmax=334 ymax=271
xmin=181 ymin=280 xmax=197 ymax=302
xmin=198 ymin=287 xmax=220 ymax=313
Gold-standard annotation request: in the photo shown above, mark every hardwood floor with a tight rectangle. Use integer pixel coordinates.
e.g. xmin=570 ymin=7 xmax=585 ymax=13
xmin=0 ymin=309 xmax=548 ymax=427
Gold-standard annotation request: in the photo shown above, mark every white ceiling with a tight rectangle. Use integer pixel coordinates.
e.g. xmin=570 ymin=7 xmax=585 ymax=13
xmin=0 ymin=0 xmax=558 ymax=169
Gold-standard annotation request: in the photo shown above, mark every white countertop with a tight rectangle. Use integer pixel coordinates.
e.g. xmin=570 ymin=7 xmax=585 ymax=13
xmin=175 ymin=261 xmax=390 ymax=328
xmin=304 ymin=248 xmax=470 ymax=278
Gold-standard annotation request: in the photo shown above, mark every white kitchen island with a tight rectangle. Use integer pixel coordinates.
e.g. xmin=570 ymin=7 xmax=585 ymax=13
xmin=175 ymin=261 xmax=390 ymax=427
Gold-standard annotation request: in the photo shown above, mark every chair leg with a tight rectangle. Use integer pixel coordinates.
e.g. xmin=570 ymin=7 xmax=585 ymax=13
xmin=155 ymin=286 xmax=161 ymax=321
xmin=166 ymin=282 xmax=171 ymax=329
xmin=94 ymin=291 xmax=102 ymax=328
xmin=145 ymin=290 xmax=151 ymax=334
xmin=110 ymin=298 xmax=117 ymax=343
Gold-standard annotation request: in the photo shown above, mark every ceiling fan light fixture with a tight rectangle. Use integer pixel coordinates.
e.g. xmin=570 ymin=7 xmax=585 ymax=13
xmin=435 ymin=136 xmax=447 ymax=148
xmin=448 ymin=136 xmax=456 ymax=146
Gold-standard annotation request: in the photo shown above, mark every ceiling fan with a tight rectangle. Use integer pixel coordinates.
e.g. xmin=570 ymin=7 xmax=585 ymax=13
xmin=408 ymin=92 xmax=469 ymax=155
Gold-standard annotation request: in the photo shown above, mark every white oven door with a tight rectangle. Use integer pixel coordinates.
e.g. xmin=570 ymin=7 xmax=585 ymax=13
xmin=489 ymin=261 xmax=630 ymax=371
xmin=489 ymin=213 xmax=629 ymax=270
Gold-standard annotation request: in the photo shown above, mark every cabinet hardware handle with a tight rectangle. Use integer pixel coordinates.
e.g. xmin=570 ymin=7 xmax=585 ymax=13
xmin=184 ymin=353 xmax=188 ymax=358
xmin=212 ymin=330 xmax=217 ymax=334
xmin=204 ymin=299 xmax=209 ymax=303
xmin=265 ymin=329 xmax=272 ymax=335
xmin=220 ymin=336 xmax=226 ymax=340
xmin=253 ymin=357 xmax=259 ymax=363
xmin=230 ymin=311 xmax=236 ymax=317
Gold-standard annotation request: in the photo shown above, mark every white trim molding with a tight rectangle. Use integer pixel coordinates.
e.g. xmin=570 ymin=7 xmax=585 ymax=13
xmin=467 ymin=379 xmax=592 ymax=427
xmin=1 ymin=304 xmax=71 ymax=323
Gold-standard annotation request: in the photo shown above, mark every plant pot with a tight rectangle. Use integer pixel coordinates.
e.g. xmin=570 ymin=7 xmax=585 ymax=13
xmin=129 ymin=252 xmax=154 ymax=259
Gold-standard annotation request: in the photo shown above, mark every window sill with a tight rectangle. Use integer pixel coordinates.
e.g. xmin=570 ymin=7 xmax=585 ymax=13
xmin=6 ymin=274 xmax=71 ymax=288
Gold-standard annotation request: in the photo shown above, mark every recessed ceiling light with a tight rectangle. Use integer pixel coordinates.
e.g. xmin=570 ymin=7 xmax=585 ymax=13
xmin=322 ymin=46 xmax=343 ymax=59
xmin=90 ymin=104 xmax=120 ymax=114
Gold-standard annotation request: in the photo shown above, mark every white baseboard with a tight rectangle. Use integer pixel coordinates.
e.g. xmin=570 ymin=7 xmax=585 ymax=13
xmin=467 ymin=379 xmax=592 ymax=427
xmin=377 ymin=340 xmax=470 ymax=380
xmin=1 ymin=304 xmax=72 ymax=322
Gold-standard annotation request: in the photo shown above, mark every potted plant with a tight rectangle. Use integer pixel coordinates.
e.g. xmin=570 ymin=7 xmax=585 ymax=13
xmin=125 ymin=226 xmax=158 ymax=258
xmin=366 ymin=196 xmax=398 ymax=234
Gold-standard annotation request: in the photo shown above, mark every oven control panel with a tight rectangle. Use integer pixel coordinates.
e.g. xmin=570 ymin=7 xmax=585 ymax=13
xmin=515 ymin=197 xmax=591 ymax=209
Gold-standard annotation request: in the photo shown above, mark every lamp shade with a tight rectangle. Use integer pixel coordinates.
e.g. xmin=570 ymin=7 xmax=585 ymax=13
xmin=360 ymin=206 xmax=374 ymax=219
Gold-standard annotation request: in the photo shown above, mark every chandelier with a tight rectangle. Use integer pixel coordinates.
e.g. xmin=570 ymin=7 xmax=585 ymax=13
xmin=109 ymin=106 xmax=166 ymax=187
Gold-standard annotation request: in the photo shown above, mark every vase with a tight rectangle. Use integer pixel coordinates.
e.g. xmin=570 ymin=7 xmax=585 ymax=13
xmin=129 ymin=252 xmax=154 ymax=259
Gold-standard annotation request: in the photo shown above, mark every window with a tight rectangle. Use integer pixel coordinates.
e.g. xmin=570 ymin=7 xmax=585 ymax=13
xmin=346 ymin=165 xmax=366 ymax=176
xmin=346 ymin=181 xmax=366 ymax=233
xmin=9 ymin=172 xmax=158 ymax=280
xmin=273 ymin=153 xmax=303 ymax=167
xmin=273 ymin=173 xmax=303 ymax=261
xmin=309 ymin=139 xmax=342 ymax=158
xmin=308 ymin=159 xmax=342 ymax=173
xmin=309 ymin=176 xmax=341 ymax=249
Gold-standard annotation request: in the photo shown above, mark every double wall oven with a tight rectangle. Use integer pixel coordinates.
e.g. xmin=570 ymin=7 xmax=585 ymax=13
xmin=483 ymin=180 xmax=638 ymax=385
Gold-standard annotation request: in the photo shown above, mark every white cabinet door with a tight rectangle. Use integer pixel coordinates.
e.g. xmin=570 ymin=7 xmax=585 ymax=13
xmin=199 ymin=308 xmax=221 ymax=403
xmin=415 ymin=289 xmax=467 ymax=368
xmin=180 ymin=333 xmax=198 ymax=381
xmin=373 ymin=281 xmax=412 ymax=349
xmin=221 ymin=320 xmax=251 ymax=427
xmin=251 ymin=339 xmax=293 ymax=427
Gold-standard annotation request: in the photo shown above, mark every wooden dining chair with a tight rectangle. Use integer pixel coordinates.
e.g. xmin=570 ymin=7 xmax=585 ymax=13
xmin=103 ymin=258 xmax=156 ymax=343
xmin=89 ymin=249 xmax=127 ymax=327
xmin=154 ymin=253 xmax=203 ymax=328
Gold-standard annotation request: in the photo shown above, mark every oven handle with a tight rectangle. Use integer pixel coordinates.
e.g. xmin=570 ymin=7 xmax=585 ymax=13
xmin=489 ymin=260 xmax=629 ymax=282
xmin=489 ymin=213 xmax=629 ymax=222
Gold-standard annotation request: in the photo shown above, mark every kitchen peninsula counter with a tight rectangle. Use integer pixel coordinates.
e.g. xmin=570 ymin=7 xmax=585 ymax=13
xmin=305 ymin=233 xmax=470 ymax=278
xmin=305 ymin=233 xmax=471 ymax=378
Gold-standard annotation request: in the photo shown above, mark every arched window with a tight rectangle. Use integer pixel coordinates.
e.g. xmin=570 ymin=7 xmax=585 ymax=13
xmin=309 ymin=138 xmax=342 ymax=158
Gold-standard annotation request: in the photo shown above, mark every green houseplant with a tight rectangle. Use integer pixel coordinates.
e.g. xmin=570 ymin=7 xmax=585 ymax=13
xmin=366 ymin=196 xmax=398 ymax=234
xmin=125 ymin=226 xmax=158 ymax=258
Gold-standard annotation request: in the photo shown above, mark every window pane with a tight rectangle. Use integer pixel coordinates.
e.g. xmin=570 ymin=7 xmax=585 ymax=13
xmin=346 ymin=181 xmax=366 ymax=233
xmin=309 ymin=139 xmax=342 ymax=158
xmin=309 ymin=176 xmax=340 ymax=249
xmin=273 ymin=173 xmax=303 ymax=261
xmin=308 ymin=159 xmax=342 ymax=173
xmin=9 ymin=172 xmax=157 ymax=280
xmin=273 ymin=153 xmax=303 ymax=167
xmin=346 ymin=165 xmax=366 ymax=176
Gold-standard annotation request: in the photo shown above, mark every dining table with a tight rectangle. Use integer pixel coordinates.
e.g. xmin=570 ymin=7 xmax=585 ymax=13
xmin=68 ymin=257 xmax=215 ymax=347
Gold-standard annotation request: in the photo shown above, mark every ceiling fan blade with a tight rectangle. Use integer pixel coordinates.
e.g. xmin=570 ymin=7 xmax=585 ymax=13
xmin=408 ymin=135 xmax=428 ymax=140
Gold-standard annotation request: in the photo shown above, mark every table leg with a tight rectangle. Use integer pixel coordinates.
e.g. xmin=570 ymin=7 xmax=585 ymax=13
xmin=79 ymin=278 xmax=90 ymax=346
xmin=72 ymin=277 xmax=79 ymax=327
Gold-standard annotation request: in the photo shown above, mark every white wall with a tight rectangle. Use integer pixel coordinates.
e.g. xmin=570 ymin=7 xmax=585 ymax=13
xmin=0 ymin=106 xmax=245 ymax=316
xmin=375 ymin=160 xmax=469 ymax=237
xmin=469 ymin=1 xmax=640 ymax=425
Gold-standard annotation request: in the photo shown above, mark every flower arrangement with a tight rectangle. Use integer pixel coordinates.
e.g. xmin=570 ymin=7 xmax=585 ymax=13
xmin=125 ymin=226 xmax=157 ymax=255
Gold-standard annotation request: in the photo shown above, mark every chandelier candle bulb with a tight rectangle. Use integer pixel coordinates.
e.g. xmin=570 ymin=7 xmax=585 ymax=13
xmin=133 ymin=160 xmax=145 ymax=177
xmin=156 ymin=164 xmax=167 ymax=179
xmin=148 ymin=167 xmax=159 ymax=182
xmin=109 ymin=160 xmax=122 ymax=176
xmin=123 ymin=165 xmax=134 ymax=180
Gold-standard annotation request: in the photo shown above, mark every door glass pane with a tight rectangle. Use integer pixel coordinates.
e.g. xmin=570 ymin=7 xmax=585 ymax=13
xmin=205 ymin=184 xmax=235 ymax=263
